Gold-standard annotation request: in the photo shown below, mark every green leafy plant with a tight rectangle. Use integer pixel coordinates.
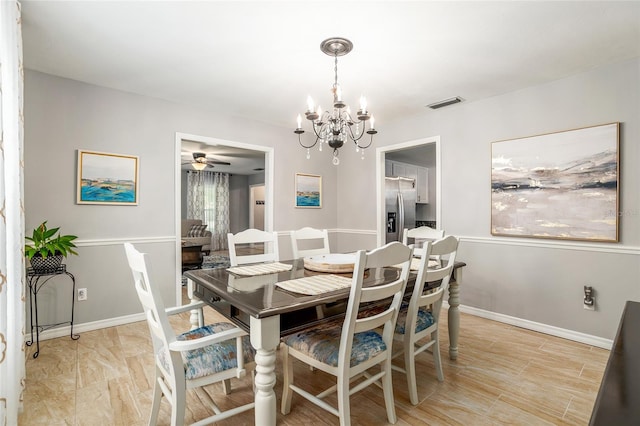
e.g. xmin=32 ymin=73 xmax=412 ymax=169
xmin=25 ymin=221 xmax=78 ymax=260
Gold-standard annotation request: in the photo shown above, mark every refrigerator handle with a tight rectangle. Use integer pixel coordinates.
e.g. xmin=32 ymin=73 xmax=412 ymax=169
xmin=397 ymin=192 xmax=404 ymax=242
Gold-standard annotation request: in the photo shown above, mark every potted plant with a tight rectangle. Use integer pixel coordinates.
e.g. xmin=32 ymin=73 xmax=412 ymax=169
xmin=25 ymin=221 xmax=78 ymax=273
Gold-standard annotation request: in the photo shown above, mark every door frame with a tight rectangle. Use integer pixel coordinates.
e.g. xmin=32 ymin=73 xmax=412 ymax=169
xmin=375 ymin=136 xmax=441 ymax=247
xmin=174 ymin=132 xmax=274 ymax=305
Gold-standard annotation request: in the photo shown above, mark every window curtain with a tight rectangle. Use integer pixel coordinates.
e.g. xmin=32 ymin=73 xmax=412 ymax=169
xmin=186 ymin=171 xmax=230 ymax=250
xmin=0 ymin=1 xmax=26 ymax=424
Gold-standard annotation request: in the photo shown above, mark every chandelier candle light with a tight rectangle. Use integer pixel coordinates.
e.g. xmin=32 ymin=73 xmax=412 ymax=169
xmin=294 ymin=37 xmax=377 ymax=165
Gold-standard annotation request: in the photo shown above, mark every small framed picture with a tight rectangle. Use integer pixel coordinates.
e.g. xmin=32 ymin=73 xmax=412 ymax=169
xmin=77 ymin=150 xmax=139 ymax=205
xmin=295 ymin=173 xmax=322 ymax=208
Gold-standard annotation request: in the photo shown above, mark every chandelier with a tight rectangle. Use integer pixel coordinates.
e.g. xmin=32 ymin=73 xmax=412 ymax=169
xmin=294 ymin=37 xmax=377 ymax=165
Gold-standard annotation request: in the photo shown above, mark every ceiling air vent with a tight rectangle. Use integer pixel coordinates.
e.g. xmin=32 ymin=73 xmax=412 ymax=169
xmin=426 ymin=96 xmax=463 ymax=109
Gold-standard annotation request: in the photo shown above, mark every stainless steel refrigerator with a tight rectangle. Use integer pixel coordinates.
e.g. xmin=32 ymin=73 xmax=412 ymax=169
xmin=385 ymin=176 xmax=416 ymax=243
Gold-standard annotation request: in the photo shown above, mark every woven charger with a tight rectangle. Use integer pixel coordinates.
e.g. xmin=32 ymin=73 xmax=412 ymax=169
xmin=303 ymin=253 xmax=356 ymax=273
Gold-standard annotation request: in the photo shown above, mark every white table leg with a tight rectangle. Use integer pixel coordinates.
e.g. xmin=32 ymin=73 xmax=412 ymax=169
xmin=447 ymin=272 xmax=461 ymax=360
xmin=250 ymin=315 xmax=280 ymax=426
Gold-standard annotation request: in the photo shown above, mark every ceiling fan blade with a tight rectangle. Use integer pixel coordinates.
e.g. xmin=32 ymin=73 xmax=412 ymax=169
xmin=206 ymin=160 xmax=231 ymax=166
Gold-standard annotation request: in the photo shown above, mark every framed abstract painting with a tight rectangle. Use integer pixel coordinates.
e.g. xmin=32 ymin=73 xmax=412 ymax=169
xmin=77 ymin=150 xmax=139 ymax=205
xmin=491 ymin=122 xmax=619 ymax=242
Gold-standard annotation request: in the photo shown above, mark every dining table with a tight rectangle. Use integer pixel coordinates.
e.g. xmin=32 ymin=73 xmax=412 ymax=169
xmin=184 ymin=257 xmax=466 ymax=426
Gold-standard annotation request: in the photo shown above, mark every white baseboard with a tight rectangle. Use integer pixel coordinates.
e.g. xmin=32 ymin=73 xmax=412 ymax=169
xmin=449 ymin=302 xmax=613 ymax=350
xmin=26 ymin=312 xmax=146 ymax=342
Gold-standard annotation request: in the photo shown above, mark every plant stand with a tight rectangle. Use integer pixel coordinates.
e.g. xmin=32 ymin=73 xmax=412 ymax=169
xmin=26 ymin=264 xmax=80 ymax=358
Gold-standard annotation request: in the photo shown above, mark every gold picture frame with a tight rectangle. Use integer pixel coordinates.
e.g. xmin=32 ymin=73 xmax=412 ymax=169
xmin=295 ymin=173 xmax=322 ymax=208
xmin=77 ymin=150 xmax=139 ymax=205
xmin=491 ymin=122 xmax=619 ymax=242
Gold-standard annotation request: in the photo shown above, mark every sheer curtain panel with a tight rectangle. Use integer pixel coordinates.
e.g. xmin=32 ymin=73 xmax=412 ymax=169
xmin=186 ymin=171 xmax=230 ymax=251
xmin=0 ymin=1 xmax=27 ymax=424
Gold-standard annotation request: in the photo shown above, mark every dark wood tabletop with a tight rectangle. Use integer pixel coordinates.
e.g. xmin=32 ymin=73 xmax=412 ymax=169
xmin=184 ymin=258 xmax=466 ymax=334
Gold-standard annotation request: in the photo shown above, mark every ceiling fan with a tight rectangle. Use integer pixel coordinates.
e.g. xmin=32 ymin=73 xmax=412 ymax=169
xmin=182 ymin=152 xmax=231 ymax=170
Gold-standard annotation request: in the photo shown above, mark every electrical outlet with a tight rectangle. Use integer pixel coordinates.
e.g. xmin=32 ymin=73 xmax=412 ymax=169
xmin=77 ymin=288 xmax=87 ymax=301
xmin=583 ymin=285 xmax=595 ymax=311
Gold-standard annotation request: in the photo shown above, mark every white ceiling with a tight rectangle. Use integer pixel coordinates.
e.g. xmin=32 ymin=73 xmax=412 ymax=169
xmin=21 ymin=1 xmax=640 ymax=170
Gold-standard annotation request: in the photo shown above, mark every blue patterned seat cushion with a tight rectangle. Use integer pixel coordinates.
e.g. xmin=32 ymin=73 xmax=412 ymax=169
xmin=282 ymin=322 xmax=386 ymax=368
xmin=158 ymin=322 xmax=255 ymax=380
xmin=395 ymin=302 xmax=435 ymax=335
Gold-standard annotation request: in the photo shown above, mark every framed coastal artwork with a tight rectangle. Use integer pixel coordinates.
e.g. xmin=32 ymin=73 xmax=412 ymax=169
xmin=77 ymin=150 xmax=139 ymax=205
xmin=295 ymin=173 xmax=322 ymax=208
xmin=491 ymin=122 xmax=619 ymax=242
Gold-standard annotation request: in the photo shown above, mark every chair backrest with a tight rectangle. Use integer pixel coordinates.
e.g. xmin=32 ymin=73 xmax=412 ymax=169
xmin=408 ymin=235 xmax=459 ymax=325
xmin=290 ymin=227 xmax=330 ymax=258
xmin=402 ymin=226 xmax=445 ymax=257
xmin=227 ymin=228 xmax=280 ymax=266
xmin=124 ymin=243 xmax=181 ymax=380
xmin=339 ymin=242 xmax=413 ymax=372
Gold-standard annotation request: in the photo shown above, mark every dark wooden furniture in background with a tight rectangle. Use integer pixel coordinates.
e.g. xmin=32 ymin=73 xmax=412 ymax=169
xmin=181 ymin=241 xmax=204 ymax=270
xmin=590 ymin=300 xmax=640 ymax=425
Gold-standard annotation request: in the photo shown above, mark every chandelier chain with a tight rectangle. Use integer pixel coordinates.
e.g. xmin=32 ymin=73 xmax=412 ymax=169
xmin=334 ymin=52 xmax=338 ymax=90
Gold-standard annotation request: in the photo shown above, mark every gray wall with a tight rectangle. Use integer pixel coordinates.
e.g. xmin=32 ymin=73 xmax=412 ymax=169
xmin=24 ymin=57 xmax=640 ymax=341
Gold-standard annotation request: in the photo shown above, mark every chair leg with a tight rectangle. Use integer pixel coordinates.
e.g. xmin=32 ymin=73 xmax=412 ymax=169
xmin=222 ymin=378 xmax=231 ymax=395
xmin=404 ymin=338 xmax=419 ymax=405
xmin=148 ymin=374 xmax=163 ymax=426
xmin=433 ymin=330 xmax=444 ymax=382
xmin=337 ymin=373 xmax=351 ymax=426
xmin=172 ymin=382 xmax=186 ymax=426
xmin=281 ymin=346 xmax=294 ymax=415
xmin=381 ymin=359 xmax=397 ymax=424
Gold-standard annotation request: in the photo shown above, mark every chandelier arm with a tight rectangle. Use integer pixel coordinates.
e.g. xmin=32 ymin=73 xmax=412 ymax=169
xmin=311 ymin=120 xmax=325 ymax=140
xmin=345 ymin=120 xmax=366 ymax=142
xmin=297 ymin=132 xmax=320 ymax=149
xmin=354 ymin=132 xmax=374 ymax=150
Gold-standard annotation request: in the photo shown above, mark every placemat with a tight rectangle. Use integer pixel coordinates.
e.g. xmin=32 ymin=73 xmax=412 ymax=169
xmin=226 ymin=262 xmax=293 ymax=276
xmin=276 ymin=274 xmax=353 ymax=295
xmin=394 ymin=258 xmax=440 ymax=271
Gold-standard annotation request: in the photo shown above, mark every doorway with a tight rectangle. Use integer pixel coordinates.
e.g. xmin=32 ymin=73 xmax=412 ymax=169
xmin=174 ymin=132 xmax=274 ymax=305
xmin=375 ymin=136 xmax=441 ymax=247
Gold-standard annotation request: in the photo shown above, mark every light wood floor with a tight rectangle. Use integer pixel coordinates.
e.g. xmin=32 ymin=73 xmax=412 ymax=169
xmin=19 ymin=301 xmax=609 ymax=425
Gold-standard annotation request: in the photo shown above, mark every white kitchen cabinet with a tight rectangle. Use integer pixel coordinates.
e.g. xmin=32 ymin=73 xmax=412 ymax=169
xmin=416 ymin=166 xmax=429 ymax=204
xmin=385 ymin=160 xmax=393 ymax=177
xmin=386 ymin=160 xmax=429 ymax=203
xmin=387 ymin=161 xmax=417 ymax=181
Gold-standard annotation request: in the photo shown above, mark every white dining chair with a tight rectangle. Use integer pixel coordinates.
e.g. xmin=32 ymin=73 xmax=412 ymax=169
xmin=280 ymin=241 xmax=414 ymax=426
xmin=290 ymin=227 xmax=330 ymax=258
xmin=227 ymin=228 xmax=279 ymax=266
xmin=402 ymin=226 xmax=444 ymax=254
xmin=124 ymin=243 xmax=255 ymax=425
xmin=290 ymin=227 xmax=332 ymax=319
xmin=392 ymin=235 xmax=459 ymax=405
